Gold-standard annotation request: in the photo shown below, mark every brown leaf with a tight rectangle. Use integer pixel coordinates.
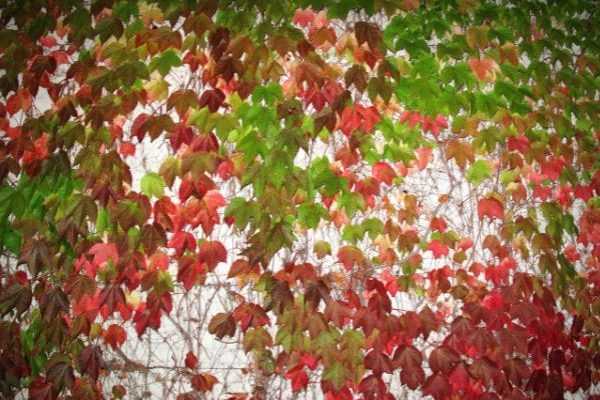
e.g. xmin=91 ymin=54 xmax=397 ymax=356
xmin=355 ymin=22 xmax=381 ymax=50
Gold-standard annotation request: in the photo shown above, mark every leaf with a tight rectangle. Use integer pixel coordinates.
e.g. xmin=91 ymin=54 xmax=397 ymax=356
xmin=466 ymin=160 xmax=492 ymax=185
xmin=427 ymin=240 xmax=449 ymax=259
xmin=103 ymin=324 xmax=126 ymax=349
xmin=393 ymin=345 xmax=422 ymax=370
xmin=185 ymin=351 xmax=198 ymax=369
xmin=286 ymin=365 xmax=309 ymax=392
xmin=422 ymin=373 xmax=451 ymax=400
xmin=478 ymin=197 xmax=504 ymax=220
xmin=468 ymin=58 xmax=498 ymax=82
xmin=293 ymin=9 xmax=316 ymax=27
xmin=167 ymin=89 xmax=199 ymax=117
xmin=345 ymin=64 xmax=368 ymax=92
xmin=365 ymin=349 xmax=392 ymax=375
xmin=150 ymin=49 xmax=182 ymax=76
xmin=191 ymin=373 xmax=218 ymax=392
xmin=89 ymin=243 xmax=119 ymax=267
xmin=372 ymin=162 xmax=396 ymax=185
xmin=298 ymin=202 xmax=327 ymax=229
xmin=0 ymin=283 xmax=32 ymax=317
xmin=141 ymin=172 xmax=165 ymax=199
xmin=337 ymin=245 xmax=365 ymax=270
xmin=46 ymin=353 xmax=74 ymax=391
xmin=208 ymin=312 xmax=236 ymax=339
xmin=29 ymin=379 xmax=53 ymax=400
xmin=198 ymin=89 xmax=225 ymax=113
xmin=323 ymin=361 xmax=347 ymax=390
xmin=177 ymin=256 xmax=207 ymax=290
xmin=242 ymin=327 xmax=272 ymax=353
xmin=446 ymin=139 xmax=474 ymax=170
xmin=449 ymin=362 xmax=470 ymax=392
xmin=355 ymin=22 xmax=381 ymax=50
xmin=198 ymin=240 xmax=227 ymax=271
xmin=429 ymin=346 xmax=460 ymax=374
xmin=78 ymin=345 xmax=103 ymax=381
xmin=400 ymin=366 xmax=425 ymax=390
xmin=314 ymin=240 xmax=332 ymax=259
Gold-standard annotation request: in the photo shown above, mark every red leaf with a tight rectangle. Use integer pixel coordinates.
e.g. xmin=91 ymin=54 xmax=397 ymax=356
xmin=477 ymin=197 xmax=504 ymax=220
xmin=40 ymin=35 xmax=57 ymax=47
xmin=429 ymin=217 xmax=447 ymax=232
xmin=293 ymin=9 xmax=316 ymax=27
xmin=300 ymin=353 xmax=319 ymax=370
xmin=168 ymin=231 xmax=196 ymax=258
xmin=393 ymin=345 xmax=422 ymax=371
xmin=357 ymin=105 xmax=380 ymax=133
xmin=541 ymin=157 xmax=565 ymax=181
xmin=177 ymin=257 xmax=207 ymax=290
xmin=372 ymin=162 xmax=396 ymax=185
xmin=232 ymin=303 xmax=269 ymax=332
xmin=400 ymin=366 xmax=425 ymax=390
xmin=29 ymin=378 xmax=53 ymax=400
xmin=131 ymin=113 xmax=150 ymax=141
xmin=103 ymin=324 xmax=126 ymax=349
xmin=427 ymin=240 xmax=449 ymax=259
xmin=481 ymin=290 xmax=504 ymax=311
xmin=204 ymin=190 xmax=225 ymax=210
xmin=6 ymin=88 xmax=32 ymax=115
xmin=217 ymin=159 xmax=234 ymax=180
xmin=429 ymin=346 xmax=460 ymax=374
xmin=78 ymin=345 xmax=103 ymax=381
xmin=89 ymin=243 xmax=119 ymax=267
xmin=285 ymin=365 xmax=309 ymax=392
xmin=416 ymin=147 xmax=432 ymax=170
xmin=449 ymin=362 xmax=470 ymax=392
xmin=119 ymin=142 xmax=136 ymax=157
xmin=422 ymin=373 xmax=451 ymax=400
xmin=198 ymin=240 xmax=227 ymax=271
xmin=564 ymin=244 xmax=580 ymax=262
xmin=507 ymin=135 xmax=530 ymax=153
xmin=339 ymin=106 xmax=361 ymax=136
xmin=198 ymin=89 xmax=225 ymax=113
xmin=191 ymin=373 xmax=218 ymax=392
xmin=185 ymin=351 xmax=198 ymax=369
xmin=365 ymin=349 xmax=392 ymax=376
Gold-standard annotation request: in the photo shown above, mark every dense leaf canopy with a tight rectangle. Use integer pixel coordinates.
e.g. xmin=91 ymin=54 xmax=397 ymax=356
xmin=0 ymin=0 xmax=600 ymax=399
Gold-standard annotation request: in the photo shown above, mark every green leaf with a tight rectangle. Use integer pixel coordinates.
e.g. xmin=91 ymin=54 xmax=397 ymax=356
xmin=342 ymin=224 xmax=364 ymax=243
xmin=95 ymin=208 xmax=110 ymax=234
xmin=150 ymin=49 xmax=182 ymax=76
xmin=466 ymin=160 xmax=492 ymax=185
xmin=113 ymin=0 xmax=139 ymax=21
xmin=297 ymin=203 xmax=327 ymax=229
xmin=140 ymin=172 xmax=165 ymax=199
xmin=313 ymin=240 xmax=332 ymax=258
xmin=500 ymin=169 xmax=519 ymax=185
xmin=225 ymin=198 xmax=259 ymax=230
xmin=252 ymin=84 xmax=283 ymax=105
xmin=309 ymin=157 xmax=347 ymax=197
xmin=362 ymin=218 xmax=384 ymax=239
xmin=323 ymin=361 xmax=347 ymax=390
xmin=1 ymin=227 xmax=21 ymax=254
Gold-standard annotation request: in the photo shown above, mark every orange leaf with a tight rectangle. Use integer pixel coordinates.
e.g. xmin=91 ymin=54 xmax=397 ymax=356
xmin=468 ymin=58 xmax=498 ymax=82
xmin=337 ymin=245 xmax=365 ymax=270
